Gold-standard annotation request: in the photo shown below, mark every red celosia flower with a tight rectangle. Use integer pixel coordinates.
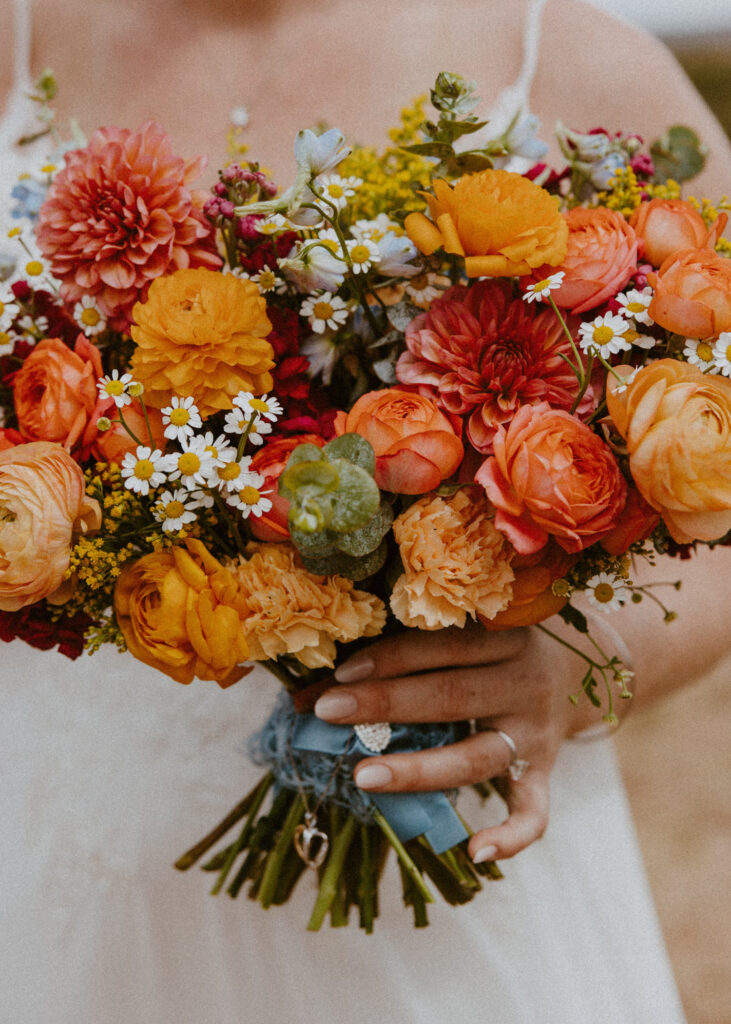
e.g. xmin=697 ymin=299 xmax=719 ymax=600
xmin=397 ymin=279 xmax=590 ymax=453
xmin=35 ymin=121 xmax=221 ymax=328
xmin=0 ymin=605 xmax=94 ymax=660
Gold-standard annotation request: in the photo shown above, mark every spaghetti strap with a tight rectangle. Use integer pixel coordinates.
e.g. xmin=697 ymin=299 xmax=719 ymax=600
xmin=11 ymin=0 xmax=33 ymax=92
xmin=483 ymin=0 xmax=548 ymax=137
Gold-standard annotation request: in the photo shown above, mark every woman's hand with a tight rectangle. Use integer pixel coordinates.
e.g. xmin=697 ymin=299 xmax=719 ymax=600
xmin=314 ymin=621 xmax=594 ymax=864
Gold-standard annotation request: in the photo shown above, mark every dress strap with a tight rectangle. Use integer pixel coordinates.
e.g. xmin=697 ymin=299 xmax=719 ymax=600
xmin=12 ymin=0 xmax=33 ymax=89
xmin=483 ymin=0 xmax=548 ymax=136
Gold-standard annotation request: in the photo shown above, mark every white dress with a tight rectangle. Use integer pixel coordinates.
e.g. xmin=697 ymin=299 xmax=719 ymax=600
xmin=0 ymin=2 xmax=687 ymax=1021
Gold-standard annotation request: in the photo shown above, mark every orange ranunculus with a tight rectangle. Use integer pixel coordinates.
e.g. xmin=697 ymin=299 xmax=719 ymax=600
xmin=606 ymin=360 xmax=731 ymax=543
xmin=404 ymin=169 xmax=568 ymax=278
xmin=130 ymin=268 xmax=274 ymax=418
xmin=476 ymin=402 xmax=626 ymax=555
xmin=647 ymin=247 xmax=731 ymax=339
xmin=0 ymin=442 xmax=101 ymax=611
xmin=390 ymin=488 xmax=514 ymax=630
xmin=0 ymin=428 xmax=23 ymax=452
xmin=630 ymin=198 xmax=722 ymax=269
xmin=333 ymin=388 xmax=464 ymax=494
xmin=529 ymin=207 xmax=637 ymax=315
xmin=90 ymin=404 xmax=167 ymax=464
xmin=13 ymin=335 xmax=106 ymax=449
xmin=600 ymin=485 xmax=660 ymax=555
xmin=480 ymin=541 xmax=577 ymax=630
xmin=248 ymin=434 xmax=325 ymax=541
xmin=113 ymin=539 xmax=252 ymax=686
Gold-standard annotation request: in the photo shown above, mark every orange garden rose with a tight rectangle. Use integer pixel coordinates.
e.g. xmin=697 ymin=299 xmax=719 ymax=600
xmin=333 ymin=388 xmax=463 ymax=494
xmin=606 ymin=360 xmax=731 ymax=543
xmin=480 ymin=541 xmax=577 ymax=631
xmin=630 ymin=198 xmax=718 ymax=268
xmin=248 ymin=434 xmax=325 ymax=542
xmin=647 ymin=248 xmax=731 ymax=339
xmin=13 ymin=335 xmax=106 ymax=449
xmin=114 ymin=539 xmax=252 ymax=687
xmin=530 ymin=207 xmax=637 ymax=315
xmin=404 ymin=169 xmax=568 ymax=277
xmin=130 ymin=268 xmax=274 ymax=418
xmin=228 ymin=543 xmax=386 ymax=669
xmin=389 ymin=489 xmax=514 ymax=630
xmin=476 ymin=402 xmax=626 ymax=555
xmin=0 ymin=442 xmax=101 ymax=611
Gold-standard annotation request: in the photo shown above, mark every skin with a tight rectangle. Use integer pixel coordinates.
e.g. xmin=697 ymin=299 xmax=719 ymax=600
xmin=3 ymin=0 xmax=730 ymax=862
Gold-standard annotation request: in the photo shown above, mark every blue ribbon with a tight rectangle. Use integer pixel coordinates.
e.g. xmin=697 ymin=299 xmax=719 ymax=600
xmin=292 ymin=715 xmax=468 ymax=856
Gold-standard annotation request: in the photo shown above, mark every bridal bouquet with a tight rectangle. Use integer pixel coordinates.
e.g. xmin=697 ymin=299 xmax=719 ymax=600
xmin=2 ymin=72 xmax=730 ymax=929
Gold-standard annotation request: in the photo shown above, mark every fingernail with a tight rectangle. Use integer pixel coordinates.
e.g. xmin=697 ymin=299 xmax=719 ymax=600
xmin=472 ymin=844 xmax=498 ymax=864
xmin=334 ymin=657 xmax=374 ymax=684
xmin=314 ymin=691 xmax=358 ymax=720
xmin=354 ymin=763 xmax=393 ymax=789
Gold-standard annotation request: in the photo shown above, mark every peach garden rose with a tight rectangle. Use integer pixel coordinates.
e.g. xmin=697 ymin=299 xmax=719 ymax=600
xmin=647 ymin=247 xmax=731 ymax=339
xmin=629 ymin=198 xmax=720 ymax=269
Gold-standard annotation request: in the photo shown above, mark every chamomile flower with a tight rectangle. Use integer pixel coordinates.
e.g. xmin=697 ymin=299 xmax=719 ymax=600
xmin=161 ymin=396 xmax=202 ymax=442
xmin=683 ymin=337 xmax=718 ymax=372
xmin=300 ymin=291 xmax=350 ymax=333
xmin=615 ymin=287 xmax=654 ymax=326
xmin=223 ymin=406 xmax=273 ymax=445
xmin=622 ymin=326 xmax=656 ymax=350
xmin=97 ymin=370 xmax=134 ymax=408
xmin=0 ymin=296 xmax=19 ymax=330
xmin=22 ymin=257 xmax=48 ymax=280
xmin=120 ymin=446 xmax=167 ymax=496
xmin=256 ymin=213 xmax=291 ymax=235
xmin=313 ymin=173 xmax=362 ymax=212
xmin=578 ymin=313 xmax=631 ymax=359
xmin=250 ymin=265 xmax=286 ymax=294
xmin=226 ymin=477 xmax=273 ymax=518
xmin=200 ymin=430 xmax=237 ymax=464
xmin=522 ymin=271 xmax=565 ymax=303
xmin=210 ymin=455 xmax=255 ymax=494
xmin=315 ymin=227 xmax=342 ymax=256
xmin=73 ymin=295 xmax=107 ymax=336
xmin=404 ymin=272 xmax=445 ymax=307
xmin=17 ymin=313 xmax=49 ymax=334
xmin=712 ymin=332 xmax=731 ymax=377
xmin=352 ymin=214 xmax=401 ymax=244
xmin=153 ymin=489 xmax=198 ymax=533
xmin=164 ymin=436 xmax=219 ymax=490
xmin=346 ymin=237 xmax=380 ymax=275
xmin=586 ymin=572 xmax=630 ymax=612
xmin=301 ymin=333 xmax=338 ymax=385
xmin=612 ymin=366 xmax=641 ymax=394
xmin=0 ymin=330 xmax=16 ymax=355
xmin=233 ymin=391 xmax=283 ymax=424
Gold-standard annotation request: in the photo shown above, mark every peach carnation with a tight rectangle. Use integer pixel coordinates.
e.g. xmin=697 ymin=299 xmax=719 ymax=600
xmin=390 ymin=489 xmax=514 ymax=630
xmin=35 ymin=121 xmax=220 ymax=328
xmin=404 ymin=169 xmax=568 ymax=277
xmin=229 ymin=543 xmax=386 ymax=669
xmin=130 ymin=268 xmax=274 ymax=418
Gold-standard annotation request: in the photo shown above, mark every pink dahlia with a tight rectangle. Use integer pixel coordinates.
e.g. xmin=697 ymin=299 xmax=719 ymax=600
xmin=397 ymin=279 xmax=591 ymax=453
xmin=36 ymin=121 xmax=220 ymax=329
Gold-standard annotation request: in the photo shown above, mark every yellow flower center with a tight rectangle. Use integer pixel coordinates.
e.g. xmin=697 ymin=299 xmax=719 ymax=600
xmin=592 ymin=325 xmax=615 ymax=345
xmin=249 ymin=398 xmax=269 ymax=413
xmin=350 ymin=244 xmax=371 ymax=265
xmin=170 ymin=408 xmax=191 ymax=426
xmin=41 ymin=164 xmax=57 ymax=174
xmin=6 ymin=227 xmax=22 ymax=238
xmin=533 ymin=277 xmax=552 ymax=292
xmin=219 ymin=462 xmax=241 ymax=481
xmin=313 ymin=300 xmax=334 ymax=320
xmin=240 ymin=485 xmax=261 ymax=505
xmin=623 ymin=329 xmax=639 ymax=344
xmin=327 ymin=183 xmax=344 ymax=198
xmin=593 ymin=582 xmax=615 ymax=604
xmin=105 ymin=379 xmax=126 ymax=397
xmin=0 ymin=301 xmax=5 ymax=316
xmin=0 ymin=331 xmax=11 ymax=348
xmin=627 ymin=301 xmax=646 ymax=313
xmin=697 ymin=341 xmax=714 ymax=362
xmin=409 ymin=273 xmax=428 ymax=290
xmin=726 ymin=344 xmax=731 ymax=362
xmin=178 ymin=453 xmax=201 ymax=475
xmin=25 ymin=260 xmax=44 ymax=277
xmin=321 ymin=239 xmax=339 ymax=253
xmin=134 ymin=459 xmax=155 ymax=481
xmin=80 ymin=307 xmax=102 ymax=327
xmin=164 ymin=500 xmax=186 ymax=519
xmin=205 ymin=444 xmax=219 ymax=458
xmin=258 ymin=270 xmax=277 ymax=290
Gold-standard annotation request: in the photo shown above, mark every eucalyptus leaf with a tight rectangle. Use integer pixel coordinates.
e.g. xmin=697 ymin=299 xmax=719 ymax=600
xmin=373 ymin=358 xmax=397 ymax=384
xmin=386 ymin=300 xmax=423 ymax=332
xmin=327 ymin=460 xmax=380 ymax=532
xmin=403 ymin=141 xmax=454 ymax=159
xmin=301 ymin=539 xmax=389 ymax=581
xmin=335 ymin=502 xmax=394 ymax=556
xmin=650 ymin=125 xmax=707 ymax=184
xmin=323 ymin=433 xmax=375 ymax=474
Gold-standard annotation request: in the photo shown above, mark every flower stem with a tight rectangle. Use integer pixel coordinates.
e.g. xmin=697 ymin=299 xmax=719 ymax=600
xmin=210 ymin=773 xmax=273 ymax=894
xmin=258 ymin=792 xmax=306 ymax=908
xmin=306 ymin=813 xmax=358 ymax=931
xmin=371 ymin=808 xmax=434 ymax=906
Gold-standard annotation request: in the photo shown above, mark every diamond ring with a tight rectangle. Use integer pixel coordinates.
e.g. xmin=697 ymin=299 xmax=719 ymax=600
xmin=486 ymin=728 xmax=530 ymax=781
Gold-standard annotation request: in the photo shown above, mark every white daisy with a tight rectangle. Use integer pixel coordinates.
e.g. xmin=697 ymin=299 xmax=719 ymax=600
xmin=73 ymin=295 xmax=107 ymax=336
xmin=22 ymin=257 xmax=49 ymax=281
xmin=586 ymin=572 xmax=631 ymax=612
xmin=199 ymin=430 xmax=237 ymax=464
xmin=612 ymin=366 xmax=641 ymax=394
xmin=404 ymin=272 xmax=445 ymax=307
xmin=0 ymin=329 xmax=16 ymax=356
xmin=279 ymin=240 xmax=346 ymax=292
xmin=683 ymin=337 xmax=718 ymax=373
xmin=233 ymin=391 xmax=283 ymax=424
xmin=226 ymin=477 xmax=273 ymax=518
xmin=250 ymin=265 xmax=286 ymax=294
xmin=315 ymin=227 xmax=342 ymax=256
xmin=375 ymin=233 xmax=421 ymax=277
xmin=153 ymin=489 xmax=198 ymax=533
xmin=301 ymin=333 xmax=338 ymax=385
xmin=300 ymin=291 xmax=350 ymax=333
xmin=223 ymin=406 xmax=273 ymax=445
xmin=313 ymin=173 xmax=362 ymax=212
xmin=712 ymin=332 xmax=731 ymax=377
xmin=120 ymin=445 xmax=167 ymax=496
xmin=164 ymin=436 xmax=219 ymax=490
xmin=615 ymin=287 xmax=654 ymax=326
xmin=578 ymin=313 xmax=631 ymax=359
xmin=522 ymin=271 xmax=566 ymax=303
xmin=97 ymin=370 xmax=134 ymax=408
xmin=161 ymin=396 xmax=202 ymax=442
xmin=621 ymin=326 xmax=656 ymax=350
xmin=256 ymin=213 xmax=290 ymax=236
xmin=346 ymin=237 xmax=380 ymax=275
xmin=210 ymin=455 xmax=255 ymax=494
xmin=0 ymin=296 xmax=20 ymax=330
xmin=17 ymin=313 xmax=49 ymax=334
xmin=352 ymin=214 xmax=401 ymax=244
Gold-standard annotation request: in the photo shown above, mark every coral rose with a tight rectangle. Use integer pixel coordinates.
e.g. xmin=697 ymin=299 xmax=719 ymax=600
xmin=0 ymin=442 xmax=102 ymax=611
xmin=228 ymin=543 xmax=386 ymax=669
xmin=390 ymin=489 xmax=514 ymax=630
xmin=528 ymin=207 xmax=637 ymax=315
xmin=13 ymin=335 xmax=107 ymax=450
xmin=647 ymin=248 xmax=731 ymax=339
xmin=0 ymin=428 xmax=23 ymax=452
xmin=248 ymin=434 xmax=325 ymax=541
xmin=630 ymin=198 xmax=719 ymax=268
xmin=476 ymin=402 xmax=627 ymax=555
xmin=113 ymin=539 xmax=252 ymax=686
xmin=36 ymin=121 xmax=220 ymax=328
xmin=333 ymin=388 xmax=463 ymax=494
xmin=600 ymin=485 xmax=660 ymax=555
xmin=404 ymin=169 xmax=568 ymax=277
xmin=606 ymin=360 xmax=731 ymax=543
xmin=130 ymin=268 xmax=274 ymax=418
xmin=481 ymin=541 xmax=577 ymax=630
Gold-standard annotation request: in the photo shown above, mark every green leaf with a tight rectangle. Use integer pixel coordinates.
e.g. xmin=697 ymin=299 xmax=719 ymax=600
xmin=326 ymin=460 xmax=380 ymax=532
xmin=650 ymin=125 xmax=707 ymax=184
xmin=335 ymin=502 xmax=394 ymax=557
xmin=323 ymin=433 xmax=375 ymax=475
xmin=441 ymin=119 xmax=488 ymax=140
xmin=558 ymin=604 xmax=588 ymax=635
xmin=451 ymin=152 xmax=494 ymax=174
xmin=385 ymin=300 xmax=423 ymax=333
xmin=403 ymin=141 xmax=454 ymax=159
xmin=301 ymin=540 xmax=389 ymax=581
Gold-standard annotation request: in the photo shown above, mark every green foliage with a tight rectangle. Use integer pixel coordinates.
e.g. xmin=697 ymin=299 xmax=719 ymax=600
xmin=650 ymin=126 xmax=707 ymax=184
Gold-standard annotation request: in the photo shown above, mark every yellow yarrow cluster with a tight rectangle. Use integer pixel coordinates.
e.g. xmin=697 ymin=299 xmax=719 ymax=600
xmin=598 ymin=166 xmax=643 ymax=217
xmin=644 ymin=178 xmax=682 ymax=201
xmin=339 ymin=97 xmax=432 ymax=221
